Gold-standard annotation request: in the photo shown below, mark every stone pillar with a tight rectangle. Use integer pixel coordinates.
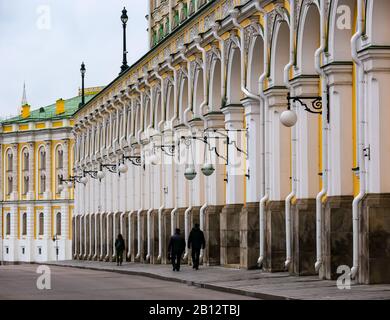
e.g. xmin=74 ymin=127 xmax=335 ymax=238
xmin=265 ymin=88 xmax=290 ymax=272
xmin=240 ymin=98 xmax=261 ymax=269
xmin=11 ymin=144 xmax=18 ymax=201
xmin=290 ymin=76 xmax=320 ymax=276
xmin=8 ymin=206 xmax=18 ymax=262
xmin=359 ymin=48 xmax=390 ymax=284
xmin=323 ymin=63 xmax=354 ymax=280
xmin=220 ymin=104 xmax=245 ymax=266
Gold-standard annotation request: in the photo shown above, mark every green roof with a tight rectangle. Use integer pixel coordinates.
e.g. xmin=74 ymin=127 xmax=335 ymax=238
xmin=1 ymin=94 xmax=96 ymax=125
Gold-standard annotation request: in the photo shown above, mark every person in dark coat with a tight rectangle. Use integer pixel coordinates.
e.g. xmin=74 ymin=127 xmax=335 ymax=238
xmin=168 ymin=228 xmax=186 ymax=271
xmin=115 ymin=234 xmax=125 ymax=266
xmin=188 ymin=223 xmax=205 ymax=270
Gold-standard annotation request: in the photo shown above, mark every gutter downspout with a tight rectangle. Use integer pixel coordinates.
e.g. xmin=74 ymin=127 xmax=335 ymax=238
xmin=232 ymin=2 xmax=268 ymax=267
xmin=153 ymin=68 xmax=166 ymax=263
xmin=194 ymin=35 xmax=210 ymax=264
xmin=135 ymin=208 xmax=143 ymax=261
xmin=350 ymin=0 xmax=365 ymax=280
xmin=127 ymin=210 xmax=135 ymax=260
xmin=314 ymin=0 xmax=328 ymax=273
xmin=284 ymin=0 xmax=296 ymax=270
xmin=178 ymin=46 xmax=193 ymax=258
xmin=145 ymin=208 xmax=153 ymax=262
xmin=171 ymin=208 xmax=178 ymax=236
xmin=104 ymin=212 xmax=112 ymax=261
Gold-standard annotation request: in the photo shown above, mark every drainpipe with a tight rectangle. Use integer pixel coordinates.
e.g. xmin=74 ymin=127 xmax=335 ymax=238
xmin=79 ymin=214 xmax=83 ymax=259
xmin=166 ymin=57 xmax=179 ymax=131
xmin=166 ymin=58 xmax=179 ymax=246
xmin=178 ymin=46 xmax=193 ymax=256
xmin=145 ymin=208 xmax=153 ymax=262
xmin=157 ymin=205 xmax=164 ymax=262
xmin=99 ymin=213 xmax=103 ymax=260
xmin=135 ymin=208 xmax=143 ymax=261
xmin=199 ymin=202 xmax=208 ymax=264
xmin=104 ymin=212 xmax=112 ymax=261
xmin=171 ymin=208 xmax=178 ymax=236
xmin=153 ymin=68 xmax=166 ymax=264
xmin=284 ymin=0 xmax=296 ymax=270
xmin=194 ymin=35 xmax=210 ymax=264
xmin=314 ymin=0 xmax=328 ymax=273
xmin=127 ymin=210 xmax=135 ymax=259
xmin=93 ymin=213 xmax=98 ymax=260
xmin=350 ymin=0 xmax=365 ymax=280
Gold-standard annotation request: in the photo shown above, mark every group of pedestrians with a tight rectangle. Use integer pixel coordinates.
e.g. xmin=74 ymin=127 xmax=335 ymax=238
xmin=114 ymin=223 xmax=206 ymax=272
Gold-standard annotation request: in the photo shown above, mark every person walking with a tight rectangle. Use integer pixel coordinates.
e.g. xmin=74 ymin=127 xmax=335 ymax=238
xmin=115 ymin=234 xmax=125 ymax=266
xmin=168 ymin=228 xmax=186 ymax=271
xmin=188 ymin=223 xmax=205 ymax=270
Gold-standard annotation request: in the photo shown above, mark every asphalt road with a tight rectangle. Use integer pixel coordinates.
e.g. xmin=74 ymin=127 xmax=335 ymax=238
xmin=0 ymin=264 xmax=257 ymax=300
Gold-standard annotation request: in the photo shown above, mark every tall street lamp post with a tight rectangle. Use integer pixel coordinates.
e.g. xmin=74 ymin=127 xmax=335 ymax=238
xmin=80 ymin=62 xmax=86 ymax=108
xmin=120 ymin=7 xmax=129 ymax=74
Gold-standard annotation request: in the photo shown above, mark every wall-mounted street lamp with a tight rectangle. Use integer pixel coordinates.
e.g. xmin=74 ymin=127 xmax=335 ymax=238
xmin=59 ymin=175 xmax=84 ymax=190
xmin=280 ymin=91 xmax=329 ymax=127
xmin=120 ymin=7 xmax=129 ymax=74
xmin=181 ymin=129 xmax=248 ymax=181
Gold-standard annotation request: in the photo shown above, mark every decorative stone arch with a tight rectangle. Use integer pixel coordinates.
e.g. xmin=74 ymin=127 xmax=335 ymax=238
xmin=365 ymin=0 xmax=390 ymax=46
xmin=295 ymin=1 xmax=321 ymax=75
xmin=19 ymin=146 xmax=30 ymax=195
xmin=327 ymin=0 xmax=356 ymax=62
xmin=269 ymin=17 xmax=290 ymax=86
xmin=54 ymin=143 xmax=64 ymax=195
xmin=153 ymin=85 xmax=163 ymax=130
xmin=226 ymin=41 xmax=242 ymax=105
xmin=208 ymin=53 xmax=222 ymax=111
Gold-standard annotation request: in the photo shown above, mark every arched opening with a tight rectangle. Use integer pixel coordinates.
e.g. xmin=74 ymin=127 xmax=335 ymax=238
xmin=166 ymin=83 xmax=175 ymax=122
xmin=39 ymin=212 xmax=44 ymax=236
xmin=56 ymin=212 xmax=62 ymax=236
xmin=21 ymin=148 xmax=29 ymax=195
xmin=328 ymin=0 xmax=356 ymax=62
xmin=297 ymin=4 xmax=321 ymax=74
xmin=22 ymin=212 xmax=27 ymax=236
xmin=227 ymin=46 xmax=241 ymax=104
xmin=366 ymin=0 xmax=390 ymax=45
xmin=179 ymin=76 xmax=188 ymax=122
xmin=270 ymin=21 xmax=290 ymax=86
xmin=209 ymin=58 xmax=222 ymax=111
xmin=193 ymin=68 xmax=204 ymax=116
xmin=247 ymin=36 xmax=264 ymax=94
xmin=155 ymin=90 xmax=162 ymax=129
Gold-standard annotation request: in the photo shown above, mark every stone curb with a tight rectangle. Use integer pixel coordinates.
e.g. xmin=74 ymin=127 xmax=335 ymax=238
xmin=43 ymin=263 xmax=295 ymax=300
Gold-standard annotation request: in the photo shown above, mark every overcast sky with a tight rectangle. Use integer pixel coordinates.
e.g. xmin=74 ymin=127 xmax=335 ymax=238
xmin=0 ymin=0 xmax=148 ymax=119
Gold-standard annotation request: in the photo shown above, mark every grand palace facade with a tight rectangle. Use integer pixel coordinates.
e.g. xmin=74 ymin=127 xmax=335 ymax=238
xmin=2 ymin=0 xmax=390 ymax=285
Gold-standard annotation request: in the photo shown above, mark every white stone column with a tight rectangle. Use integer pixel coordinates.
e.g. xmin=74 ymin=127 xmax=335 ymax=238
xmin=221 ymin=105 xmax=245 ymax=205
xmin=11 ymin=144 xmax=18 ymax=201
xmin=242 ymin=98 xmax=262 ymax=202
xmin=324 ymin=63 xmax=354 ymax=197
xmin=361 ymin=49 xmax=390 ymax=193
xmin=266 ymin=88 xmax=292 ymax=201
xmin=290 ymin=77 xmax=321 ymax=199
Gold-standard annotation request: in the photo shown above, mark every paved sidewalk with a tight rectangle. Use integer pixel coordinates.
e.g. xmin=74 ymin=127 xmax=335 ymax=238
xmin=45 ymin=260 xmax=390 ymax=300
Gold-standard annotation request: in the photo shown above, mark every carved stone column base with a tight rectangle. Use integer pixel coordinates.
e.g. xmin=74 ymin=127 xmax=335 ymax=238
xmin=292 ymin=199 xmax=316 ymax=276
xmin=240 ymin=202 xmax=259 ymax=269
xmin=323 ymin=196 xmax=353 ymax=280
xmin=220 ymin=204 xmax=244 ymax=266
xmin=360 ymin=194 xmax=390 ymax=284
xmin=265 ymin=201 xmax=286 ymax=272
xmin=203 ymin=205 xmax=223 ymax=266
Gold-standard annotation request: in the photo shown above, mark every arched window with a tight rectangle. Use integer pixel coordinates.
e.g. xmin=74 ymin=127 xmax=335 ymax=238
xmin=22 ymin=212 xmax=27 ymax=236
xmin=56 ymin=212 xmax=62 ymax=236
xmin=56 ymin=148 xmax=64 ymax=170
xmin=6 ymin=213 xmax=11 ymax=235
xmin=22 ymin=149 xmax=29 ymax=171
xmin=6 ymin=150 xmax=13 ymax=172
xmin=39 ymin=213 xmax=44 ymax=236
xmin=39 ymin=148 xmax=46 ymax=170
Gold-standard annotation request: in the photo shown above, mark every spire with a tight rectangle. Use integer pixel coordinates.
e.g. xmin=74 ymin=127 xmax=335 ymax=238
xmin=21 ymin=82 xmax=28 ymax=106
